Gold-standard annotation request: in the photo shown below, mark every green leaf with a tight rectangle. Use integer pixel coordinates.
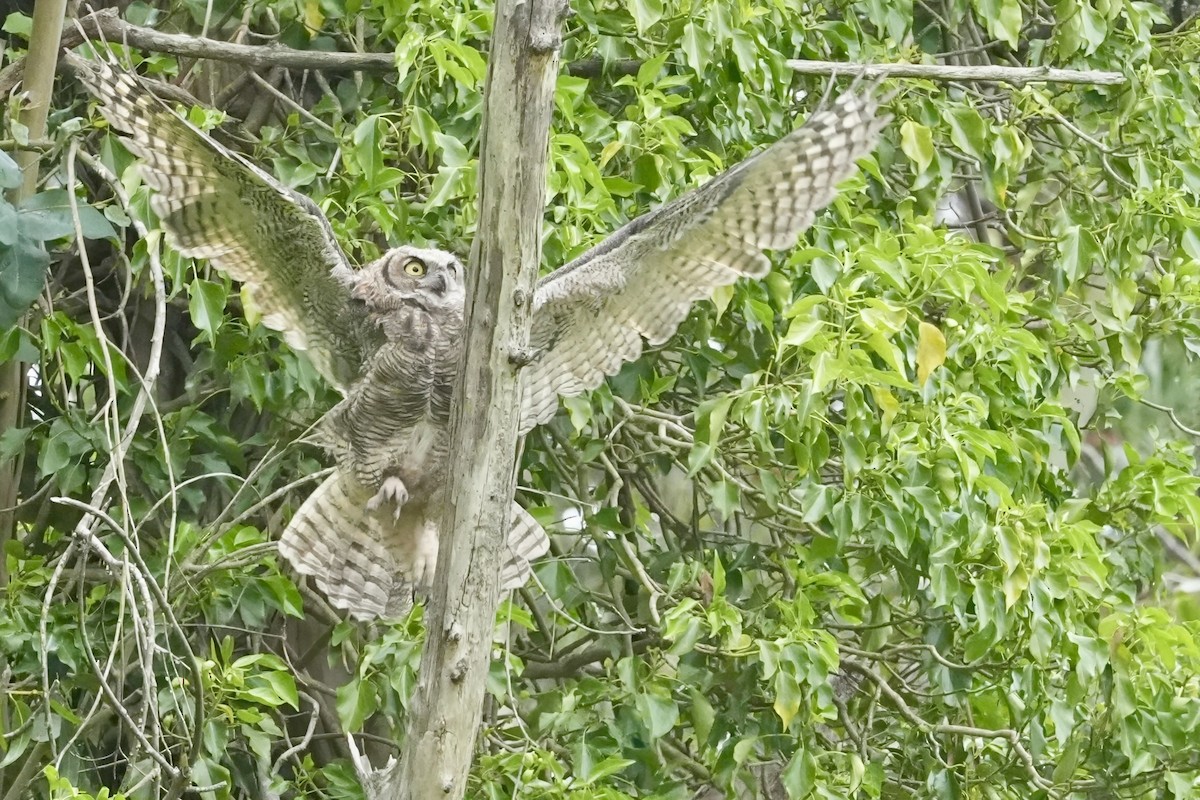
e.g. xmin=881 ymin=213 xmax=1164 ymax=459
xmin=578 ymin=754 xmax=635 ymax=787
xmin=782 ymin=318 xmax=825 ymax=348
xmin=0 ymin=236 xmax=50 ymax=327
xmin=0 ymin=426 xmax=31 ymax=462
xmin=899 ymin=120 xmax=934 ymax=173
xmin=995 ymin=0 xmax=1022 ymax=48
xmin=690 ymin=689 xmax=715 ymax=743
xmin=18 ymin=190 xmax=117 ymax=241
xmin=434 ymin=132 xmax=470 ymax=169
xmin=1 ymin=12 xmax=31 ymax=39
xmin=634 ymin=690 xmax=678 ymax=738
xmin=636 ymin=52 xmax=669 ymax=86
xmin=0 ymin=315 xmax=36 ymax=363
xmin=40 ymin=422 xmax=83 ymax=476
xmin=858 ymin=300 xmax=906 ymax=335
xmin=0 ymin=150 xmax=19 ymax=188
xmin=353 ymin=115 xmax=385 ymax=184
xmin=946 ymin=107 xmax=987 ymax=159
xmin=429 ymin=40 xmax=483 ymax=89
xmin=0 ymin=202 xmax=17 ymax=246
xmin=252 ymin=671 xmax=299 ymax=709
xmin=262 ymin=574 xmax=304 ymax=617
xmin=336 ymin=677 xmax=378 ymax=729
xmin=689 ymin=395 xmax=734 ymax=474
xmin=392 ymin=27 xmax=424 ymax=86
xmin=188 ymin=279 xmax=228 ymax=344
xmin=681 ymin=22 xmax=712 ymax=73
xmin=704 ymin=479 xmax=739 ymax=521
xmin=9 ymin=121 xmax=27 ymax=147
xmin=1077 ymin=2 xmax=1107 ymax=53
xmin=628 ymin=0 xmax=664 ymax=34
xmin=781 ymin=747 xmax=817 ymax=798
xmin=975 ymin=0 xmax=1022 ymax=46
xmin=1059 ymin=225 xmax=1097 ymax=282
xmin=407 ymin=105 xmax=441 ymax=153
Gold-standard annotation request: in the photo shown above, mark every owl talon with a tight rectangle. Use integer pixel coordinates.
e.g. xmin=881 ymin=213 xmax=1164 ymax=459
xmin=366 ymin=476 xmax=409 ymax=520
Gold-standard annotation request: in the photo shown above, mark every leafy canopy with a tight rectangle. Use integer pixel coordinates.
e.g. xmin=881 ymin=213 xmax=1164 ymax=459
xmin=2 ymin=0 xmax=1200 ymax=798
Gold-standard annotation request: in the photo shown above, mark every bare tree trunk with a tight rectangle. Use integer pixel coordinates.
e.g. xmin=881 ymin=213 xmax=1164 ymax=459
xmin=0 ymin=3 xmax=67 ymax=792
xmin=13 ymin=0 xmax=67 ymax=198
xmin=359 ymin=1 xmax=565 ymax=798
xmin=1 ymin=0 xmax=68 ymax=584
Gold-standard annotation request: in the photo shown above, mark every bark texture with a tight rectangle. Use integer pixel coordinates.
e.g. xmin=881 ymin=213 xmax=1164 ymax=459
xmin=367 ymin=0 xmax=565 ymax=797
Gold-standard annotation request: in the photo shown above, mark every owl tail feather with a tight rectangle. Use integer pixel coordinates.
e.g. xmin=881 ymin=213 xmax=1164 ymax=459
xmin=278 ymin=473 xmax=549 ymax=621
xmin=502 ymin=504 xmax=550 ymax=588
xmin=279 ymin=473 xmax=409 ymax=620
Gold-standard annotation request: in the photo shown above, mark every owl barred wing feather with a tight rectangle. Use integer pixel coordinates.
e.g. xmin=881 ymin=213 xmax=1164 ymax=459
xmin=519 ymin=88 xmax=888 ymax=433
xmin=66 ymin=52 xmax=372 ymax=389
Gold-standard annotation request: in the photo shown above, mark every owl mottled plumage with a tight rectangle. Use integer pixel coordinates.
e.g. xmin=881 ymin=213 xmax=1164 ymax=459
xmin=70 ymin=51 xmax=887 ymax=620
xmin=520 ymin=89 xmax=886 ymax=432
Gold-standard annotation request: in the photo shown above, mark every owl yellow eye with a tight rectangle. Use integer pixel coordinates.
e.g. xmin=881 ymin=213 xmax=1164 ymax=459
xmin=403 ymin=258 xmax=426 ymax=277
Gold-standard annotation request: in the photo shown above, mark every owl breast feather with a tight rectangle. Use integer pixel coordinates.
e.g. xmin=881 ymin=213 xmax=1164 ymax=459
xmin=322 ymin=302 xmax=462 ymax=500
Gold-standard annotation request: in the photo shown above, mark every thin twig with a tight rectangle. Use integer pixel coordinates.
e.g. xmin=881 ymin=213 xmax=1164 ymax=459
xmin=1140 ymin=397 xmax=1200 ymax=438
xmin=843 ymin=661 xmax=1058 ymax=796
xmin=247 ymin=71 xmax=335 ymax=134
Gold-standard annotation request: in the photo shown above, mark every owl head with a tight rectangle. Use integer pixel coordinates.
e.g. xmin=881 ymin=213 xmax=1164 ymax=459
xmin=351 ymin=246 xmax=466 ymax=325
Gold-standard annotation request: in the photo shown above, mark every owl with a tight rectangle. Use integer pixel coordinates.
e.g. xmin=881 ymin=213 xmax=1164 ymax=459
xmin=68 ymin=52 xmax=889 ymax=620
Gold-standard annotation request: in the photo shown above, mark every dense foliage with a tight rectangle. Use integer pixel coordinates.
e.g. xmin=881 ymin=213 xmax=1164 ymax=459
xmin=4 ymin=0 xmax=1200 ymax=797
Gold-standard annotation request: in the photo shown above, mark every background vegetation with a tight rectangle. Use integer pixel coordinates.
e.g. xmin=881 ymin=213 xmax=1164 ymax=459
xmin=3 ymin=0 xmax=1200 ymax=797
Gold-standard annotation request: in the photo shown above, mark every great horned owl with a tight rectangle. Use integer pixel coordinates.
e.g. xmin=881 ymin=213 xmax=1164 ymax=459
xmin=69 ymin=52 xmax=889 ymax=620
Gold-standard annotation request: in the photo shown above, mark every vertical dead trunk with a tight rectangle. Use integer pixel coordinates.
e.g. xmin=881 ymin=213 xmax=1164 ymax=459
xmin=362 ymin=0 xmax=565 ymax=798
xmin=1 ymin=0 xmax=68 ymax=583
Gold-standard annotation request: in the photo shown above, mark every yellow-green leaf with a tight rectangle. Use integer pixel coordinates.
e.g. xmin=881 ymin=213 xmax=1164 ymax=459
xmin=240 ymin=284 xmax=261 ymax=328
xmin=782 ymin=317 xmax=824 ymax=348
xmin=598 ymin=140 xmax=623 ymax=169
xmin=773 ymin=673 xmax=802 ymax=729
xmin=994 ymin=0 xmax=1022 ymax=47
xmin=712 ymin=283 xmax=735 ymax=319
xmin=866 ymin=331 xmax=906 ymax=375
xmin=304 ymin=0 xmax=324 ymax=33
xmin=859 ymin=300 xmax=907 ymax=335
xmin=870 ymin=385 xmax=900 ymax=430
xmin=916 ymin=321 xmax=946 ymax=385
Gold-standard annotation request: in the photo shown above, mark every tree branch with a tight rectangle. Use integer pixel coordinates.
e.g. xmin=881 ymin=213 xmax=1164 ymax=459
xmin=1 ymin=8 xmax=628 ymax=98
xmin=521 ymin=638 xmax=654 ymax=679
xmin=77 ymin=9 xmax=394 ymax=71
xmin=787 ymin=59 xmax=1126 ymax=85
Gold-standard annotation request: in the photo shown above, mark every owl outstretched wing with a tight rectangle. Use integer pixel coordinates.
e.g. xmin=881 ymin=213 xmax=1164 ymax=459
xmin=67 ymin=52 xmax=373 ymax=390
xmin=520 ymin=88 xmax=888 ymax=433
